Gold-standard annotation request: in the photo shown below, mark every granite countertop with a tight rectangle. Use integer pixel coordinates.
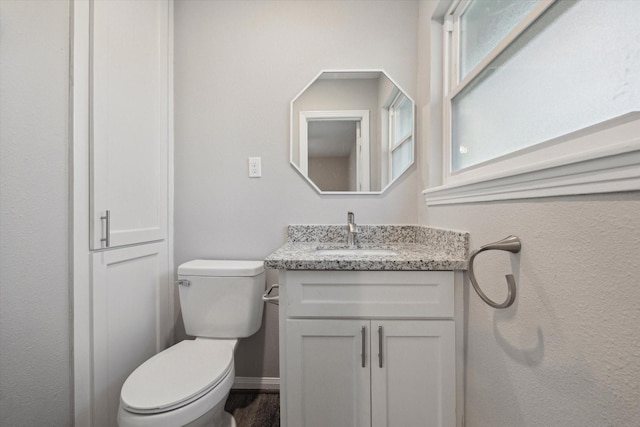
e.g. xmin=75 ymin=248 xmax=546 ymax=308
xmin=264 ymin=225 xmax=469 ymax=271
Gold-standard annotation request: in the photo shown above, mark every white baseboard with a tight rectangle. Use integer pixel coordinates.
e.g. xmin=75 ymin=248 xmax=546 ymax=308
xmin=232 ymin=376 xmax=280 ymax=391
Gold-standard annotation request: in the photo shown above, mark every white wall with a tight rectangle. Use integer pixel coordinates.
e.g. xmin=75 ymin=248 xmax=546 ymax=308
xmin=418 ymin=1 xmax=640 ymax=425
xmin=0 ymin=1 xmax=72 ymax=424
xmin=174 ymin=0 xmax=419 ymax=378
xmin=424 ymin=195 xmax=640 ymax=426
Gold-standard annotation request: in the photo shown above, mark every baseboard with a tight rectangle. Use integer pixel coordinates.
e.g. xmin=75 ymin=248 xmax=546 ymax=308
xmin=232 ymin=376 xmax=280 ymax=391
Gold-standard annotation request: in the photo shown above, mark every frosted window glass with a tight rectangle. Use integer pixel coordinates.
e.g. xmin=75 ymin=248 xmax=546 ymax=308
xmin=452 ymin=0 xmax=640 ymax=171
xmin=460 ymin=0 xmax=538 ymax=78
xmin=394 ymin=95 xmax=412 ymax=141
xmin=392 ymin=139 xmax=412 ymax=179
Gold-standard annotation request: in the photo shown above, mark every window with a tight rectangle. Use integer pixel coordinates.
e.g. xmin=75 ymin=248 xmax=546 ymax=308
xmin=424 ymin=0 xmax=640 ymax=204
xmin=457 ymin=0 xmax=540 ymax=81
xmin=389 ymin=92 xmax=413 ymax=180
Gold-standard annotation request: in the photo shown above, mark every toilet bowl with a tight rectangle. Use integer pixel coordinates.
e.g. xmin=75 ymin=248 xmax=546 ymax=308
xmin=118 ymin=260 xmax=265 ymax=427
xmin=118 ymin=339 xmax=236 ymax=427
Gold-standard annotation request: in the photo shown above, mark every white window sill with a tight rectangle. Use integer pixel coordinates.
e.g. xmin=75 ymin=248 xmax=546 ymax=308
xmin=423 ymin=113 xmax=640 ymax=206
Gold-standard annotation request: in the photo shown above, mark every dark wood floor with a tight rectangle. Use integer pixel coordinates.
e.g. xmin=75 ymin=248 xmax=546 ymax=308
xmin=225 ymin=391 xmax=280 ymax=427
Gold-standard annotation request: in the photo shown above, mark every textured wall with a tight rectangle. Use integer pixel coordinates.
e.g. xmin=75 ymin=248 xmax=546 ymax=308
xmin=418 ymin=0 xmax=640 ymax=427
xmin=424 ymin=194 xmax=640 ymax=426
xmin=417 ymin=1 xmax=640 ymax=424
xmin=0 ymin=1 xmax=72 ymax=424
xmin=174 ymin=0 xmax=420 ymax=378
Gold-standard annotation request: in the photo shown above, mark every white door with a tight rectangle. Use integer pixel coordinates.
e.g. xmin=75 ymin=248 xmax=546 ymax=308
xmin=299 ymin=110 xmax=370 ymax=192
xmin=91 ymin=0 xmax=170 ymax=249
xmin=92 ymin=242 xmax=171 ymax=427
xmin=354 ymin=120 xmax=370 ymax=191
xmin=286 ymin=319 xmax=371 ymax=427
xmin=371 ymin=320 xmax=456 ymax=427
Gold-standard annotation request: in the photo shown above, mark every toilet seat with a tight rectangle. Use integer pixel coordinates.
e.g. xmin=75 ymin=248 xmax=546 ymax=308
xmin=120 ymin=339 xmax=235 ymax=415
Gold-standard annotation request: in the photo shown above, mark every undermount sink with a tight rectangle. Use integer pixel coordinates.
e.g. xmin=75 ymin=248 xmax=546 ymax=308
xmin=314 ymin=248 xmax=398 ymax=256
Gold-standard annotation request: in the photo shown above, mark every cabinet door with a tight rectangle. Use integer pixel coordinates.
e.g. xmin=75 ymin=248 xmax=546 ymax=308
xmin=90 ymin=0 xmax=169 ymax=249
xmin=371 ymin=320 xmax=455 ymax=427
xmin=92 ymin=242 xmax=171 ymax=426
xmin=286 ymin=319 xmax=371 ymax=427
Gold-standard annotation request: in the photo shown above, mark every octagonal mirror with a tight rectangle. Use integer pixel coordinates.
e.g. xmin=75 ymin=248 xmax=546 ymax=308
xmin=290 ymin=70 xmax=414 ymax=194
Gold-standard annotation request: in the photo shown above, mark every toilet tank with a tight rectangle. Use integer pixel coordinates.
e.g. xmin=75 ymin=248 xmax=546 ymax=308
xmin=177 ymin=260 xmax=265 ymax=338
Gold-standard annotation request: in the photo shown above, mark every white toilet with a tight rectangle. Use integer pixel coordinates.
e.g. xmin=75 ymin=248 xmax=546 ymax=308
xmin=118 ymin=259 xmax=266 ymax=427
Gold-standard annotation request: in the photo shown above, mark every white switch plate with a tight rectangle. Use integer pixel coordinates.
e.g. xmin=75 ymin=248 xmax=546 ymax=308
xmin=248 ymin=157 xmax=261 ymax=178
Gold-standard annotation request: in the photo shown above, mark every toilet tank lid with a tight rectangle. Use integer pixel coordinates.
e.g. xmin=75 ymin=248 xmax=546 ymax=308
xmin=178 ymin=259 xmax=264 ymax=277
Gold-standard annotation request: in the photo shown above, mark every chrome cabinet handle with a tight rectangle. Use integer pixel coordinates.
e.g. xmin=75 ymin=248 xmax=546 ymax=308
xmin=100 ymin=210 xmax=110 ymax=248
xmin=378 ymin=325 xmax=383 ymax=368
xmin=262 ymin=284 xmax=279 ymax=305
xmin=361 ymin=326 xmax=366 ymax=368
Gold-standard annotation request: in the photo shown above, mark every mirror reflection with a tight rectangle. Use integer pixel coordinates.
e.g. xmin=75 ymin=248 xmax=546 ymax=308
xmin=291 ymin=71 xmax=414 ymax=193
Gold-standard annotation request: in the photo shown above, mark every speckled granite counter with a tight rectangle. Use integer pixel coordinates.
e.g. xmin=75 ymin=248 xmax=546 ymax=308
xmin=264 ymin=225 xmax=469 ymax=271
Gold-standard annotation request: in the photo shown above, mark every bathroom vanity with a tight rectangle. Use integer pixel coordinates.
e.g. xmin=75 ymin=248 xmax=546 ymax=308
xmin=264 ymin=225 xmax=468 ymax=427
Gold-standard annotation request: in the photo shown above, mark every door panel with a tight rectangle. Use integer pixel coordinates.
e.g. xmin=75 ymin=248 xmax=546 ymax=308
xmin=371 ymin=320 xmax=455 ymax=427
xmin=286 ymin=319 xmax=371 ymax=427
xmin=92 ymin=242 xmax=170 ymax=426
xmin=91 ymin=0 xmax=169 ymax=249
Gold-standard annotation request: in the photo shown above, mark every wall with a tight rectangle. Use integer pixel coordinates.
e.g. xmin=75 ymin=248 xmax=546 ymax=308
xmin=174 ymin=0 xmax=419 ymax=378
xmin=0 ymin=1 xmax=72 ymax=424
xmin=417 ymin=1 xmax=640 ymax=425
xmin=308 ymin=156 xmax=351 ymax=192
xmin=424 ymin=195 xmax=640 ymax=426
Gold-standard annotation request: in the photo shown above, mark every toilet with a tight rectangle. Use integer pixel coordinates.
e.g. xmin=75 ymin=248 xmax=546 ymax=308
xmin=118 ymin=259 xmax=266 ymax=427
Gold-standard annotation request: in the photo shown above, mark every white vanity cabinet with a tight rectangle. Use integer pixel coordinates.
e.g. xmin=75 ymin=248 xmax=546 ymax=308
xmin=279 ymin=270 xmax=456 ymax=427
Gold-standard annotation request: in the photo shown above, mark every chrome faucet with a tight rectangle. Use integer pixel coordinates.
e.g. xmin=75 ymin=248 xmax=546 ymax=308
xmin=347 ymin=211 xmax=357 ymax=246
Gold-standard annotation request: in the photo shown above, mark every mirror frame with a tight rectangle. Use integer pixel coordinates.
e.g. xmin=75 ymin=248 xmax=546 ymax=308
xmin=290 ymin=69 xmax=415 ymax=194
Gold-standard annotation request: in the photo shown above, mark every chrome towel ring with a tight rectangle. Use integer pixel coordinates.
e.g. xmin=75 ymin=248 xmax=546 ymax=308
xmin=468 ymin=235 xmax=521 ymax=309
